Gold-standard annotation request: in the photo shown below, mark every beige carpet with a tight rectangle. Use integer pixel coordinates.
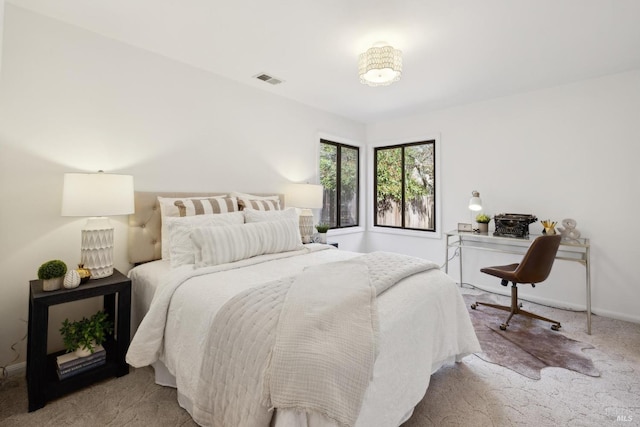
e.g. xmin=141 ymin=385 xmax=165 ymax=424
xmin=1 ymin=289 xmax=639 ymax=426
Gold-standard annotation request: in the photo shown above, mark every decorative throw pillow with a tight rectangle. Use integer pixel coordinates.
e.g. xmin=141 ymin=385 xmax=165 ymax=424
xmin=157 ymin=195 xmax=228 ymax=260
xmin=231 ymin=191 xmax=281 ymax=211
xmin=174 ymin=197 xmax=238 ymax=217
xmin=238 ymin=199 xmax=281 ymax=211
xmin=191 ymin=218 xmax=302 ymax=268
xmin=244 ymin=207 xmax=298 ymax=223
xmin=166 ymin=211 xmax=245 ymax=268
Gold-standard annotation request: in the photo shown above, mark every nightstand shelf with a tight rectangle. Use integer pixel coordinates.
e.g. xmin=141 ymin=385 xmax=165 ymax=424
xmin=27 ymin=269 xmax=131 ymax=412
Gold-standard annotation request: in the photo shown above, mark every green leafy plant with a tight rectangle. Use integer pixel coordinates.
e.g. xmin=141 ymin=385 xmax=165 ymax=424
xmin=476 ymin=213 xmax=492 ymax=224
xmin=315 ymin=223 xmax=331 ymax=233
xmin=37 ymin=260 xmax=67 ymax=280
xmin=60 ymin=311 xmax=114 ymax=353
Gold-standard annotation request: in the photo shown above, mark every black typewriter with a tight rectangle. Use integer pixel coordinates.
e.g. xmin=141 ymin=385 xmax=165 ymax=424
xmin=493 ymin=214 xmax=538 ymax=238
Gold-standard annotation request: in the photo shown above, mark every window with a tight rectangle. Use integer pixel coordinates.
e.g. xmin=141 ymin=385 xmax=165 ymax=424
xmin=319 ymin=139 xmax=359 ymax=228
xmin=374 ymin=140 xmax=436 ymax=231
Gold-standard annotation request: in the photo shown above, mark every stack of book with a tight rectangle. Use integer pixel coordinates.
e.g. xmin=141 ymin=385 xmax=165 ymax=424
xmin=56 ymin=345 xmax=107 ymax=380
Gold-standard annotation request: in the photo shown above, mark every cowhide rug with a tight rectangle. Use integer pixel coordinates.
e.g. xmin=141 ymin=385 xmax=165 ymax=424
xmin=464 ymin=294 xmax=600 ymax=380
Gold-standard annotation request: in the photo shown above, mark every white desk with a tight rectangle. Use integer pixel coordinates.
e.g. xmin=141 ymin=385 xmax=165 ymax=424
xmin=444 ymin=230 xmax=591 ymax=334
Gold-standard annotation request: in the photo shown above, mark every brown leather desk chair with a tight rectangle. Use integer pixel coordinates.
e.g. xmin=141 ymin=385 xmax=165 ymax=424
xmin=471 ymin=234 xmax=562 ymax=331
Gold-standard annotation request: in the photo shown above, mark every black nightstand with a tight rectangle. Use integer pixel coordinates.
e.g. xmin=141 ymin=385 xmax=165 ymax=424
xmin=27 ymin=269 xmax=131 ymax=412
xmin=328 ymin=242 xmax=339 ymax=248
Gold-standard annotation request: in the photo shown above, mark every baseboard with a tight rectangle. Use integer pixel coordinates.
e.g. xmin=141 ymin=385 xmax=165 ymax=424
xmin=592 ymin=308 xmax=640 ymax=324
xmin=466 ymin=283 xmax=587 ymax=311
xmin=466 ymin=283 xmax=640 ymax=324
xmin=5 ymin=361 xmax=26 ymax=377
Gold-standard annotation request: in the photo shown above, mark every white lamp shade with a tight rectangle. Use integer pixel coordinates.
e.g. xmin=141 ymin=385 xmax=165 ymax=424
xmin=468 ymin=190 xmax=483 ymax=211
xmin=62 ymin=172 xmax=134 ymax=217
xmin=286 ymin=183 xmax=324 ymax=209
xmin=61 ymin=172 xmax=134 ymax=279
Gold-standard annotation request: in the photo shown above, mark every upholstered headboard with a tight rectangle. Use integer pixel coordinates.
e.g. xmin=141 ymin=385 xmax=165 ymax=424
xmin=128 ymin=191 xmax=285 ymax=264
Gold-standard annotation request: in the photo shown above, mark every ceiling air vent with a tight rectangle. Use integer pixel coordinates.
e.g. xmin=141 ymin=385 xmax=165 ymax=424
xmin=254 ymin=73 xmax=284 ymax=85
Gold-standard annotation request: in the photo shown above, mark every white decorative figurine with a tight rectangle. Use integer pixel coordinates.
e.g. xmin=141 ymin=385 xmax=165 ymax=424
xmin=63 ymin=269 xmax=81 ymax=289
xmin=558 ymin=218 xmax=581 ymax=241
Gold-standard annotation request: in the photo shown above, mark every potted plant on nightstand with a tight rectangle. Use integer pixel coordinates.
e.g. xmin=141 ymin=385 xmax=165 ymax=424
xmin=315 ymin=223 xmax=331 ymax=244
xmin=38 ymin=260 xmax=68 ymax=292
xmin=60 ymin=310 xmax=114 ymax=357
xmin=475 ymin=213 xmax=491 ymax=234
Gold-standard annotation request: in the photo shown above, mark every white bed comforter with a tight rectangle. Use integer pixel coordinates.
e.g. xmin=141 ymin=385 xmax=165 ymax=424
xmin=127 ymin=246 xmax=480 ymax=427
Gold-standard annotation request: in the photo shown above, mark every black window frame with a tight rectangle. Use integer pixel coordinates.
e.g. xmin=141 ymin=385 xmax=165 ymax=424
xmin=373 ymin=139 xmax=437 ymax=232
xmin=319 ymin=139 xmax=360 ymax=229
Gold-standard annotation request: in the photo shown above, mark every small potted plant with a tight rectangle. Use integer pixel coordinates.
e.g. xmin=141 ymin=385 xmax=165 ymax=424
xmin=38 ymin=260 xmax=68 ymax=291
xmin=475 ymin=213 xmax=491 ymax=234
xmin=315 ymin=223 xmax=331 ymax=244
xmin=60 ymin=310 xmax=114 ymax=357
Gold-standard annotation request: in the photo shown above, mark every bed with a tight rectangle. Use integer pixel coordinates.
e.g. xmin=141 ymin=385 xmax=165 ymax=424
xmin=125 ymin=191 xmax=480 ymax=427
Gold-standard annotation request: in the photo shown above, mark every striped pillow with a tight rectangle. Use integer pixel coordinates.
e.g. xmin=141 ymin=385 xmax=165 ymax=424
xmin=244 ymin=207 xmax=298 ymax=223
xmin=191 ymin=218 xmax=302 ymax=268
xmin=158 ymin=195 xmax=227 ymax=260
xmin=238 ymin=198 xmax=281 ymax=211
xmin=166 ymin=211 xmax=245 ymax=268
xmin=174 ymin=197 xmax=238 ymax=217
xmin=231 ymin=192 xmax=281 ymax=211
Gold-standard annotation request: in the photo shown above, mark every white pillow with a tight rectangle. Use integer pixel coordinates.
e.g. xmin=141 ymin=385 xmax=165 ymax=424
xmin=157 ymin=195 xmax=227 ymax=260
xmin=244 ymin=207 xmax=298 ymax=223
xmin=191 ymin=218 xmax=302 ymax=268
xmin=166 ymin=211 xmax=245 ymax=268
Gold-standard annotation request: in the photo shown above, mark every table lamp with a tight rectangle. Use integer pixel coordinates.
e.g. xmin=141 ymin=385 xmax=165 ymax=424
xmin=287 ymin=183 xmax=324 ymax=243
xmin=61 ymin=171 xmax=134 ymax=278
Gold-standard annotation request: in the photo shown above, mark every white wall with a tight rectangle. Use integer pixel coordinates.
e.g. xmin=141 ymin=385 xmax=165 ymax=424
xmin=0 ymin=6 xmax=365 ymax=368
xmin=0 ymin=0 xmax=4 ymax=73
xmin=367 ymin=69 xmax=640 ymax=324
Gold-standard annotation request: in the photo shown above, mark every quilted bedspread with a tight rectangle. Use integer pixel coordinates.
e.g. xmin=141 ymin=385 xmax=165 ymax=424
xmin=190 ymin=252 xmax=438 ymax=427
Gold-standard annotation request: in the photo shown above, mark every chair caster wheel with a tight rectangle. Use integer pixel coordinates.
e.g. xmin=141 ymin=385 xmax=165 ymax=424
xmin=471 ymin=303 xmax=477 ymax=310
xmin=551 ymin=324 xmax=561 ymax=331
xmin=499 ymin=324 xmax=508 ymax=330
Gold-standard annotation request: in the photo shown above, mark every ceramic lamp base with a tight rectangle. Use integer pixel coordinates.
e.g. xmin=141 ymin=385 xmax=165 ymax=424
xmin=81 ymin=217 xmax=114 ymax=279
xmin=299 ymin=209 xmax=314 ymax=244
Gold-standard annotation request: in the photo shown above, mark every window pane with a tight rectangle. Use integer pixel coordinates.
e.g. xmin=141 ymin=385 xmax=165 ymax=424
xmin=404 ymin=143 xmax=435 ymax=231
xmin=340 ymin=146 xmax=358 ymax=226
xmin=320 ymin=140 xmax=360 ymax=229
xmin=376 ymin=147 xmax=403 ymax=227
xmin=319 ymin=143 xmax=338 ymax=227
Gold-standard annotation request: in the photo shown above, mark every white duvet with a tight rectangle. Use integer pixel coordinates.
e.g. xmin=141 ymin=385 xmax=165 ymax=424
xmin=127 ymin=245 xmax=480 ymax=427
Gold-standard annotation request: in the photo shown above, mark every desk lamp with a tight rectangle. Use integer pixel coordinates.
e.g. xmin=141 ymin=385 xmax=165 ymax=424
xmin=61 ymin=171 xmax=134 ymax=278
xmin=468 ymin=191 xmax=483 ymax=212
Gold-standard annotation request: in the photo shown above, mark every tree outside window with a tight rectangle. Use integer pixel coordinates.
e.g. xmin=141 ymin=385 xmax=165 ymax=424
xmin=319 ymin=139 xmax=359 ymax=228
xmin=374 ymin=140 xmax=435 ymax=231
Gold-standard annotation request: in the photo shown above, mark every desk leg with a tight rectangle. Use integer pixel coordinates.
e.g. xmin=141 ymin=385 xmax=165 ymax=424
xmin=458 ymin=244 xmax=463 ymax=286
xmin=586 ymin=245 xmax=592 ymax=335
xmin=444 ymin=235 xmax=449 ymax=274
xmin=27 ymin=299 xmax=48 ymax=412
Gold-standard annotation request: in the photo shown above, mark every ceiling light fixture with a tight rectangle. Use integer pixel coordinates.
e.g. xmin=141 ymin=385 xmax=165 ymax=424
xmin=358 ymin=42 xmax=402 ymax=87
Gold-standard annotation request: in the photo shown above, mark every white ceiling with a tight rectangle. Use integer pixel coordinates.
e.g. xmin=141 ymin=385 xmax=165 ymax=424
xmin=8 ymin=0 xmax=640 ymax=123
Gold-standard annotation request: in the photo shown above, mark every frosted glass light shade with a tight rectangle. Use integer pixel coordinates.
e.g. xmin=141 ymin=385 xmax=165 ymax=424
xmin=62 ymin=172 xmax=134 ymax=278
xmin=468 ymin=191 xmax=483 ymax=212
xmin=358 ymin=44 xmax=402 ymax=87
